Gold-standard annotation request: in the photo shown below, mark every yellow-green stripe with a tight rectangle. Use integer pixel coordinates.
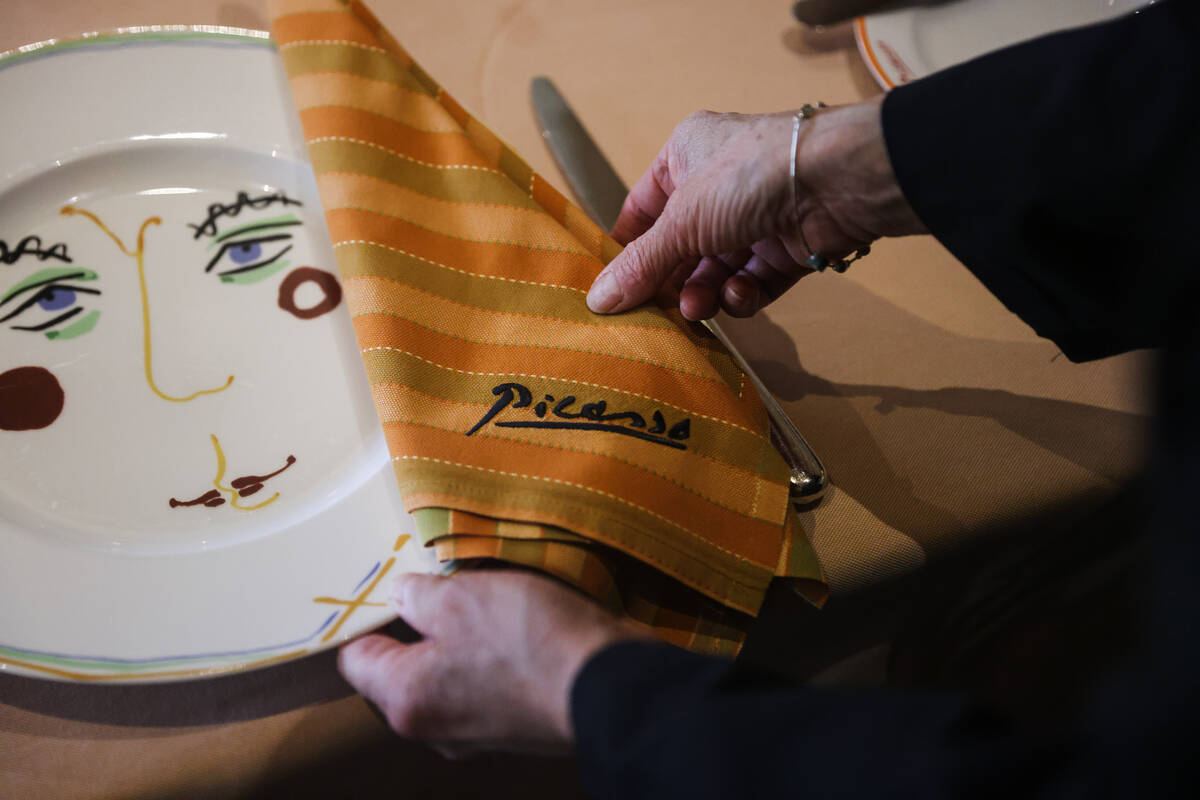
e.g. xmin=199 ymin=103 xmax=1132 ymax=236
xmin=309 ymin=140 xmax=541 ymax=209
xmin=282 ymin=43 xmax=433 ymax=95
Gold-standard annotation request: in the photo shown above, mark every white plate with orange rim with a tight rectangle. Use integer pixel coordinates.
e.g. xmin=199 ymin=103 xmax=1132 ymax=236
xmin=855 ymin=0 xmax=1155 ymax=90
xmin=0 ymin=26 xmax=438 ymax=682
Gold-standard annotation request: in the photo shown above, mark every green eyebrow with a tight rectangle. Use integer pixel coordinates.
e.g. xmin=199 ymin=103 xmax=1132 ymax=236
xmin=208 ymin=214 xmax=303 ymax=249
xmin=1 ymin=267 xmax=98 ymax=306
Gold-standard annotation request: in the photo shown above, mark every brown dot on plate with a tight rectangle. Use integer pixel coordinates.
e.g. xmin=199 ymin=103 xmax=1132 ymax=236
xmin=278 ymin=266 xmax=342 ymax=320
xmin=0 ymin=366 xmax=65 ymax=431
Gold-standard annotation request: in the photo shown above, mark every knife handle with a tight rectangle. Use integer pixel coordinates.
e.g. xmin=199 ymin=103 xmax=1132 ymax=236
xmin=701 ymin=319 xmax=827 ymax=503
xmin=791 ymin=0 xmax=897 ymax=27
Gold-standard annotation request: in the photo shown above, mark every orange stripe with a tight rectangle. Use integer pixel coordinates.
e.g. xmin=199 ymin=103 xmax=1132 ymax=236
xmin=564 ymin=203 xmax=605 ymax=258
xmin=436 ymin=90 xmax=472 ymax=131
xmin=579 ymin=547 xmax=620 ymax=601
xmin=347 ymin=0 xmax=417 ymax=72
xmin=463 ymin=117 xmax=505 ymax=168
xmin=300 ymin=107 xmax=491 ymax=167
xmin=540 ymin=539 xmax=585 ymax=582
xmin=272 ymin=10 xmax=380 ymax=49
xmin=639 ymin=602 xmax=696 ymax=637
xmin=327 ymin=207 xmax=602 ymax=289
xmin=530 ymin=173 xmax=569 ymax=226
xmin=384 ymin=423 xmax=781 ymax=567
xmin=625 ymin=598 xmax=693 ymax=649
xmin=352 ymin=313 xmax=754 ymax=425
xmin=268 ymin=0 xmax=351 ymax=16
xmin=855 ymin=17 xmax=896 ymax=90
xmin=447 ymin=509 xmax=498 ymax=537
xmin=344 ymin=276 xmax=726 ymax=383
xmin=290 ymin=72 xmax=463 ymax=133
xmin=318 ymin=173 xmax=586 ymax=252
xmin=435 ymin=536 xmax=500 ymax=560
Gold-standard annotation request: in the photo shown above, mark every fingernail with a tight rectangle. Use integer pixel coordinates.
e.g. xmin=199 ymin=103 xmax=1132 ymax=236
xmin=587 ymin=270 xmax=622 ymax=313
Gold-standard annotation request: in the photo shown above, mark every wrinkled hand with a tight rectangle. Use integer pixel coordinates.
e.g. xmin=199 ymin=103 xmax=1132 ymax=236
xmin=338 ymin=570 xmax=648 ymax=757
xmin=586 ymin=95 xmax=924 ymax=320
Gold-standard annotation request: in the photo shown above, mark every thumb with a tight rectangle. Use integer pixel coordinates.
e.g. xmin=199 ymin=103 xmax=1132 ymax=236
xmin=338 ymin=633 xmax=422 ymax=719
xmin=586 ymin=203 xmax=692 ymax=314
xmin=390 ymin=572 xmax=452 ymax=637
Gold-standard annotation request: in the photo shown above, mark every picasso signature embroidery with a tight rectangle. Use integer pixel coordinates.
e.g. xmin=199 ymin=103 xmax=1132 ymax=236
xmin=0 ymin=236 xmax=72 ymax=265
xmin=466 ymin=382 xmax=692 ymax=450
xmin=188 ymin=190 xmax=303 ymax=239
xmin=169 ymin=434 xmax=297 ymax=511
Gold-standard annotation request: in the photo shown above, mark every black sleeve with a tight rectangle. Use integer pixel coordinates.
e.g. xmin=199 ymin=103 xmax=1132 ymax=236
xmin=882 ymin=0 xmax=1200 ymax=362
xmin=571 ymin=5 xmax=1200 ymax=799
xmin=572 ymin=640 xmax=1058 ymax=800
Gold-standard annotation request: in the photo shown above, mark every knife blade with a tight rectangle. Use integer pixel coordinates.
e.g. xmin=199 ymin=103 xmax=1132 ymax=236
xmin=530 ymin=77 xmax=827 ymax=502
xmin=530 ymin=77 xmax=628 ymax=231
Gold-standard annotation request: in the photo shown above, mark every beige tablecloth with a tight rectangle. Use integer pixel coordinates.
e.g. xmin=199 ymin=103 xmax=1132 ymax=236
xmin=0 ymin=1 xmax=1147 ymax=797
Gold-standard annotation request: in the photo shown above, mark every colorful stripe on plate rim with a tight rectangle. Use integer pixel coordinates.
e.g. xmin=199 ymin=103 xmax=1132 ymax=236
xmin=0 ymin=25 xmax=276 ymax=73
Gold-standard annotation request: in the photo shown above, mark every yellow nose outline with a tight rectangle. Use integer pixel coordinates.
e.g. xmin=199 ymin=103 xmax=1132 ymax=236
xmin=61 ymin=205 xmax=234 ymax=402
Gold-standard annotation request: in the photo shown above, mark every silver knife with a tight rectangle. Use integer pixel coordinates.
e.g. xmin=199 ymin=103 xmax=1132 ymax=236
xmin=530 ymin=76 xmax=827 ymax=502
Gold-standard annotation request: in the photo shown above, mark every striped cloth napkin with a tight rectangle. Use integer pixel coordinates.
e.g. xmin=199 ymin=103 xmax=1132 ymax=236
xmin=268 ymin=0 xmax=825 ymax=655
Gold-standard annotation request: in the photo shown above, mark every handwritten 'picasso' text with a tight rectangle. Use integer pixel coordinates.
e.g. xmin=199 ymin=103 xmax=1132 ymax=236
xmin=465 ymin=382 xmax=691 ymax=450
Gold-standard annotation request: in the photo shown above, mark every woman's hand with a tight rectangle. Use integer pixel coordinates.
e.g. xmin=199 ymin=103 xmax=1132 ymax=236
xmin=338 ymin=570 xmax=648 ymax=757
xmin=586 ymin=95 xmax=924 ymax=320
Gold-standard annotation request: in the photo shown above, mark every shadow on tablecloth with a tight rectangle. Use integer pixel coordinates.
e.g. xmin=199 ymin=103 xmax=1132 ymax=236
xmin=0 ymin=619 xmax=418 ymax=732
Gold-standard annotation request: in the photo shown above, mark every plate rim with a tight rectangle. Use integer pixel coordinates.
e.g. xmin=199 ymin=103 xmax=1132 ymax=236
xmin=854 ymin=1 xmax=1146 ymax=91
xmin=854 ymin=16 xmax=894 ymax=91
xmin=0 ymin=24 xmax=274 ymax=69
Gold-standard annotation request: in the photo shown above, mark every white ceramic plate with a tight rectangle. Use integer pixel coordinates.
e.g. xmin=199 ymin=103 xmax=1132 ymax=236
xmin=856 ymin=0 xmax=1154 ymax=90
xmin=0 ymin=28 xmax=438 ymax=682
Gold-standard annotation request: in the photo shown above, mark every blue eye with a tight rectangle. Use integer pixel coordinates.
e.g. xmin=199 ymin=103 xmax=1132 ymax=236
xmin=1 ymin=280 xmax=101 ymax=339
xmin=228 ymin=242 xmax=262 ymax=264
xmin=37 ymin=287 xmax=77 ymax=311
xmin=205 ymin=233 xmax=294 ymax=282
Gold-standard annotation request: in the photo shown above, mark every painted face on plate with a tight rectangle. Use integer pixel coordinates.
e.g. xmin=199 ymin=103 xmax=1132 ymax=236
xmin=0 ymin=183 xmax=375 ymax=553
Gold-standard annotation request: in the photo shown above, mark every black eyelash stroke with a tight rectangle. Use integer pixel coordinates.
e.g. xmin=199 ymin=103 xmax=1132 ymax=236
xmin=0 ymin=271 xmax=88 ymax=310
xmin=216 ymin=245 xmax=293 ymax=277
xmin=188 ymin=191 xmax=303 ymax=239
xmin=213 ymin=219 xmax=303 ymax=243
xmin=12 ymin=306 xmax=83 ymax=331
xmin=204 ymin=234 xmax=293 ymax=273
xmin=0 ymin=284 xmax=100 ymax=324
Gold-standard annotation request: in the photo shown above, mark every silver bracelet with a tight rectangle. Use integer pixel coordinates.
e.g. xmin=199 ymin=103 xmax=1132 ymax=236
xmin=790 ymin=102 xmax=870 ymax=274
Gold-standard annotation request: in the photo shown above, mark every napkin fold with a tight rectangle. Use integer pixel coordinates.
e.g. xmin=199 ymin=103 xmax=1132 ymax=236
xmin=268 ymin=0 xmax=825 ymax=654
